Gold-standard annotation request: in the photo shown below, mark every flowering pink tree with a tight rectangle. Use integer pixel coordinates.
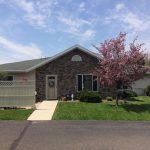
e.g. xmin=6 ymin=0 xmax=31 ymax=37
xmin=93 ymin=32 xmax=148 ymax=105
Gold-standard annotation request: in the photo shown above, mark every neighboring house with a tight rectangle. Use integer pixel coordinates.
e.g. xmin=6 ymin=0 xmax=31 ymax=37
xmin=0 ymin=44 xmax=149 ymax=102
xmin=132 ymin=73 xmax=150 ymax=95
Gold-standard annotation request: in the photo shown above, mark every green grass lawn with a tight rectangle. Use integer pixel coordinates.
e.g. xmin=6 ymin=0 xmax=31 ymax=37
xmin=0 ymin=109 xmax=33 ymax=120
xmin=53 ymin=96 xmax=150 ymax=121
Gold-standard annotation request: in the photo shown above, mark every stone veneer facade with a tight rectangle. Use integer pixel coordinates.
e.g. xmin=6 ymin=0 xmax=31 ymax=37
xmin=35 ymin=48 xmax=98 ymax=101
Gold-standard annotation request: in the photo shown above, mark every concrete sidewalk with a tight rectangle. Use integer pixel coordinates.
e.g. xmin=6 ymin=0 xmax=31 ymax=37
xmin=27 ymin=100 xmax=58 ymax=121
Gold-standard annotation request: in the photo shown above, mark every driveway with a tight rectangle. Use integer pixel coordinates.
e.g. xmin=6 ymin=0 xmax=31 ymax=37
xmin=0 ymin=121 xmax=150 ymax=150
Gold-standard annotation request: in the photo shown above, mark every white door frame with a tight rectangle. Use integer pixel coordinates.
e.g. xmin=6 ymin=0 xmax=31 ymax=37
xmin=46 ymin=75 xmax=57 ymax=100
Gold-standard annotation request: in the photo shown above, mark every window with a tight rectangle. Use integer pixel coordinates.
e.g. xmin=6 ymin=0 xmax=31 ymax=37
xmin=0 ymin=75 xmax=13 ymax=81
xmin=77 ymin=75 xmax=82 ymax=91
xmin=83 ymin=75 xmax=92 ymax=91
xmin=77 ymin=75 xmax=98 ymax=91
xmin=93 ymin=76 xmax=98 ymax=91
xmin=71 ymin=55 xmax=82 ymax=61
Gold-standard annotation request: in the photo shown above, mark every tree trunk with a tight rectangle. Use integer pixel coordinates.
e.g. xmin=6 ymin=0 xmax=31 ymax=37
xmin=116 ymin=94 xmax=119 ymax=106
xmin=116 ymin=81 xmax=122 ymax=106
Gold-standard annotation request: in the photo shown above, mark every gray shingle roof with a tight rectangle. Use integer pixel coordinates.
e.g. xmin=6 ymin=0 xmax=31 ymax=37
xmin=0 ymin=57 xmax=50 ymax=72
xmin=0 ymin=44 xmax=99 ymax=72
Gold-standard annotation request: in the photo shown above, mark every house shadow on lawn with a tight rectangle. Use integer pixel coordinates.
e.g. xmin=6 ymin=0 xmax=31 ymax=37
xmin=121 ymin=103 xmax=150 ymax=113
xmin=127 ymin=97 xmax=144 ymax=102
xmin=121 ymin=97 xmax=150 ymax=113
xmin=106 ymin=97 xmax=150 ymax=113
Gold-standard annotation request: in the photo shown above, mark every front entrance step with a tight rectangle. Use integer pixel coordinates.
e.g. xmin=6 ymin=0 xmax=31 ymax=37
xmin=37 ymin=101 xmax=58 ymax=110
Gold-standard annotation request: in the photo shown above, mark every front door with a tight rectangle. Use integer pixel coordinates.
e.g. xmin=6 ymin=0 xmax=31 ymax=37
xmin=46 ymin=75 xmax=57 ymax=99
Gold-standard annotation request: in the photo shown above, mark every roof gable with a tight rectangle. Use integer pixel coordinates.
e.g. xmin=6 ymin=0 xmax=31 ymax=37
xmin=27 ymin=44 xmax=98 ymax=72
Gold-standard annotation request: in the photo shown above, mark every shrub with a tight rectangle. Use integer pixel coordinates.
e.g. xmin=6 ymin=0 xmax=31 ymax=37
xmin=106 ymin=96 xmax=113 ymax=101
xmin=78 ymin=91 xmax=102 ymax=103
xmin=123 ymin=90 xmax=137 ymax=98
xmin=75 ymin=92 xmax=80 ymax=100
xmin=145 ymin=85 xmax=150 ymax=96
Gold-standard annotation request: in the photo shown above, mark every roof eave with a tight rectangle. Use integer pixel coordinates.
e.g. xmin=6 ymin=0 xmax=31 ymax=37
xmin=0 ymin=70 xmax=27 ymax=73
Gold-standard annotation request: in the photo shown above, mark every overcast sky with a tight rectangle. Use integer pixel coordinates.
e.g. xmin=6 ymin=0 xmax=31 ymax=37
xmin=0 ymin=0 xmax=150 ymax=64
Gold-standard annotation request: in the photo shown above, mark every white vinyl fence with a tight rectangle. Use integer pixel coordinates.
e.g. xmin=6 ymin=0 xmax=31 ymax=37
xmin=0 ymin=80 xmax=35 ymax=107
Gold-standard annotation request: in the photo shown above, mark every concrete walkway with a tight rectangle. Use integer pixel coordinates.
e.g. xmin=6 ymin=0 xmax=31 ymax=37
xmin=27 ymin=100 xmax=58 ymax=121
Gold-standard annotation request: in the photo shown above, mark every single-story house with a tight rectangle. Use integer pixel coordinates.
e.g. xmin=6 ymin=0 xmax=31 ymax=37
xmin=0 ymin=44 xmax=149 ymax=102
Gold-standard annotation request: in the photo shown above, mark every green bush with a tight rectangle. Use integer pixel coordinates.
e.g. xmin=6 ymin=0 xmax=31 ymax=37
xmin=124 ymin=90 xmax=137 ymax=98
xmin=106 ymin=96 xmax=113 ymax=101
xmin=78 ymin=91 xmax=102 ymax=103
xmin=75 ymin=92 xmax=80 ymax=100
xmin=145 ymin=85 xmax=150 ymax=96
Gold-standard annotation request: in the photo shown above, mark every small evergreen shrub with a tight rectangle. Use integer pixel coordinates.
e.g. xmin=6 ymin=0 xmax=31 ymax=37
xmin=106 ymin=96 xmax=113 ymax=101
xmin=124 ymin=90 xmax=137 ymax=98
xmin=145 ymin=85 xmax=150 ymax=96
xmin=79 ymin=91 xmax=102 ymax=103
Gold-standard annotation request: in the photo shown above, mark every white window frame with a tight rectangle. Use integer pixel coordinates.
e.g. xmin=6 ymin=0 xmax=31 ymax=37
xmin=76 ymin=74 xmax=98 ymax=92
